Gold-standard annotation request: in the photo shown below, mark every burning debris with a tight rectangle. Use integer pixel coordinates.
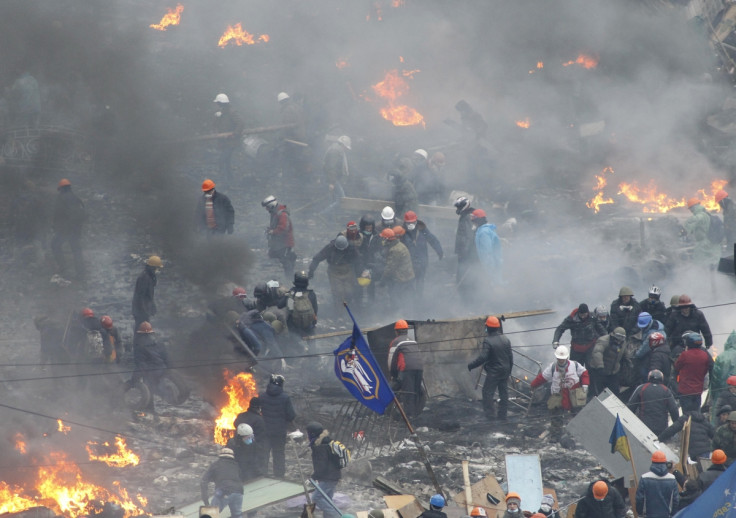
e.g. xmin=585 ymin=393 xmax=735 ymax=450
xmin=217 ymin=23 xmax=269 ymax=48
xmin=214 ymin=370 xmax=258 ymax=445
xmin=149 ymin=4 xmax=183 ymax=31
xmin=370 ymin=69 xmax=425 ymax=128
xmin=562 ymin=53 xmax=599 ymax=69
xmin=85 ymin=437 xmax=140 ymax=468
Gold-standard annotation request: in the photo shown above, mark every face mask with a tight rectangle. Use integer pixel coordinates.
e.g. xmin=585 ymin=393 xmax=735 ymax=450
xmin=471 ymin=224 xmax=478 ymax=230
xmin=407 ymin=223 xmax=416 ymax=231
xmin=244 ymin=437 xmax=254 ymax=445
xmin=540 ymin=504 xmax=551 ymax=513
xmin=507 ymin=509 xmax=519 ymax=514
xmin=205 ymin=193 xmax=213 ymax=199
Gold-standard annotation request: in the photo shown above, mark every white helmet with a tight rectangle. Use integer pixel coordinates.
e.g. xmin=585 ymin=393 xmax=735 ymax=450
xmin=414 ymin=149 xmax=428 ymax=160
xmin=214 ymin=93 xmax=230 ymax=104
xmin=381 ymin=206 xmax=395 ymax=221
xmin=219 ymin=447 xmax=235 ymax=458
xmin=277 ymin=92 xmax=289 ymax=102
xmin=237 ymin=423 xmax=254 ymax=437
xmin=337 ymin=135 xmax=352 ymax=150
xmin=554 ymin=345 xmax=570 ymax=360
xmin=266 ymin=280 xmax=280 ymax=289
xmin=261 ymin=195 xmax=278 ymax=210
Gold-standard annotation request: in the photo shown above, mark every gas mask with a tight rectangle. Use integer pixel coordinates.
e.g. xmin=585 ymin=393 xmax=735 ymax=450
xmin=243 ymin=436 xmax=254 ymax=445
xmin=406 ymin=223 xmax=416 ymax=231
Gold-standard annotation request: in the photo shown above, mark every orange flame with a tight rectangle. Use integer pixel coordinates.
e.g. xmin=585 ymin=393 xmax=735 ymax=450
xmin=336 ymin=59 xmax=349 ymax=69
xmin=0 ymin=482 xmax=38 ymax=514
xmin=586 ymin=191 xmax=614 ymax=213
xmin=516 ymin=118 xmax=531 ymax=129
xmin=86 ymin=436 xmax=140 ymax=468
xmin=618 ymin=181 xmax=687 ymax=213
xmin=214 ymin=370 xmax=258 ymax=445
xmin=150 ymin=4 xmax=183 ymax=31
xmin=529 ymin=61 xmax=544 ymax=74
xmin=57 ymin=419 xmax=71 ymax=434
xmin=371 ymin=69 xmax=425 ymax=128
xmin=392 ymin=0 xmax=405 ymax=7
xmin=699 ymin=179 xmax=728 ymax=212
xmin=14 ymin=433 xmax=27 ymax=454
xmin=218 ymin=23 xmax=269 ymax=48
xmin=563 ymin=53 xmax=599 ymax=69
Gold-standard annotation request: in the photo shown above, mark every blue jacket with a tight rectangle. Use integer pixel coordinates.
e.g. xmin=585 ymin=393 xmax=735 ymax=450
xmin=474 ymin=223 xmax=502 ymax=283
xmin=635 ymin=462 xmax=679 ymax=518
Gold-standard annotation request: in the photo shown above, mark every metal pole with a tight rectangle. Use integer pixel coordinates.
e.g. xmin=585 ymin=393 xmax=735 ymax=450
xmin=288 ymin=435 xmax=313 ymax=517
xmin=308 ymin=478 xmax=342 ymax=516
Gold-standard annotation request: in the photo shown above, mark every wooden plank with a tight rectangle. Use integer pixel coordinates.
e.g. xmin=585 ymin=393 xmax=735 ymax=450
xmin=373 ymin=476 xmax=405 ymax=495
xmin=383 ymin=495 xmax=418 ymax=509
xmin=451 ymin=473 xmax=505 ymax=512
xmin=340 ymin=197 xmax=457 ymax=219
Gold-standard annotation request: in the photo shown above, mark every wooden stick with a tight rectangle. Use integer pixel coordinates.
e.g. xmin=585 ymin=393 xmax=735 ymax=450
xmin=462 ymin=460 xmax=473 ymax=514
xmin=172 ymin=123 xmax=297 ymax=143
xmin=284 ymin=138 xmax=308 ymax=147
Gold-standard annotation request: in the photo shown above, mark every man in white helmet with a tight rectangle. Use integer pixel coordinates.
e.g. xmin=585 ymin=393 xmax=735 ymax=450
xmin=262 ymin=195 xmax=296 ymax=278
xmin=213 ymin=93 xmax=244 ymax=179
xmin=226 ymin=423 xmax=263 ymax=481
xmin=321 ymin=135 xmax=351 ymax=220
xmin=277 ymin=91 xmax=307 ymax=177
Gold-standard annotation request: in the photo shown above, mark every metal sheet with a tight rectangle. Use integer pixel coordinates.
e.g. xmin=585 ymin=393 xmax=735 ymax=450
xmin=505 ymin=454 xmax=543 ymax=513
xmin=566 ymin=389 xmax=679 ymax=487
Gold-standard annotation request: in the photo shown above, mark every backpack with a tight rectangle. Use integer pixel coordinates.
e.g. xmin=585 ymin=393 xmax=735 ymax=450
xmin=288 ymin=291 xmax=315 ymax=330
xmin=329 ymin=439 xmax=351 ymax=469
xmin=707 ymin=212 xmax=725 ymax=244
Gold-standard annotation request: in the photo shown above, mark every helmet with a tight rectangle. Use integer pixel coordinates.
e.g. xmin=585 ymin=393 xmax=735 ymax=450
xmin=270 ymin=374 xmax=285 ymax=387
xmin=716 ymin=190 xmax=729 ymax=203
xmin=58 ymin=178 xmax=71 ymax=188
xmin=236 ymin=423 xmax=254 ymax=437
xmin=253 ymin=283 xmax=267 ymax=298
xmin=648 ymin=332 xmax=666 ymax=348
xmin=81 ymin=308 xmax=95 ymax=318
xmin=470 ymin=208 xmax=486 ymax=220
xmin=554 ymin=345 xmax=570 ymax=360
xmin=618 ymin=286 xmax=634 ymax=297
xmin=335 ymin=235 xmax=349 ymax=250
xmin=294 ymin=271 xmax=309 ymax=286
xmin=611 ymin=327 xmax=627 ymax=342
xmin=670 ymin=295 xmax=680 ymax=306
xmin=266 ymin=280 xmax=280 ymax=289
xmin=306 ymin=421 xmax=324 ymax=438
xmin=485 ymin=316 xmax=501 ymax=328
xmin=346 ymin=221 xmax=358 ymax=231
xmin=219 ymin=447 xmax=234 ymax=458
xmin=728 ymin=375 xmax=736 ymax=387
xmin=470 ymin=507 xmax=487 ymax=517
xmin=232 ymin=287 xmax=247 ymax=298
xmin=454 ymin=196 xmax=469 ymax=212
xmin=202 ymin=179 xmax=215 ymax=192
xmin=712 ymin=449 xmax=727 ymax=464
xmin=430 ymin=151 xmax=445 ymax=166
xmin=687 ymin=197 xmax=700 ymax=208
xmin=414 ymin=149 xmax=428 ymax=160
xmin=403 ymin=211 xmax=418 ymax=223
xmin=395 ymin=320 xmax=409 ymax=330
xmin=359 ymin=214 xmax=375 ymax=230
xmin=505 ymin=492 xmax=521 ymax=503
xmin=137 ymin=321 xmax=154 ymax=334
xmin=392 ymin=225 xmax=405 ymax=237
xmin=648 ymin=369 xmax=664 ymax=383
xmin=592 ymin=480 xmax=609 ymax=500
xmin=337 ymin=135 xmax=352 ymax=150
xmin=651 ymin=450 xmax=667 ymax=463
xmin=648 ymin=285 xmax=661 ymax=297
xmin=637 ymin=312 xmax=652 ymax=328
xmin=380 ymin=228 xmax=396 ymax=240
xmin=678 ymin=294 xmax=692 ymax=306
xmin=277 ymin=92 xmax=289 ymax=102
xmin=214 ymin=93 xmax=230 ymax=104
xmin=100 ymin=315 xmax=113 ymax=329
xmin=261 ymin=195 xmax=278 ymax=210
xmin=683 ymin=331 xmax=703 ymax=348
xmin=728 ymin=411 xmax=736 ymax=422
xmin=147 ymin=255 xmax=163 ymax=268
xmin=594 ymin=305 xmax=609 ymax=318
xmin=429 ymin=494 xmax=446 ymax=509
xmin=381 ymin=206 xmax=395 ymax=221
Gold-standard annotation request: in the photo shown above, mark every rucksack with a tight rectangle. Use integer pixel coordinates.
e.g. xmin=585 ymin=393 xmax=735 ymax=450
xmin=329 ymin=439 xmax=351 ymax=469
xmin=288 ymin=291 xmax=315 ymax=330
xmin=707 ymin=212 xmax=725 ymax=244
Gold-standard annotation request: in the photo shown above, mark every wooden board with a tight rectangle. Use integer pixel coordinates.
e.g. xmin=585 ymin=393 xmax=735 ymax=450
xmin=451 ymin=473 xmax=505 ymax=513
xmin=340 ymin=197 xmax=457 ymax=219
xmin=678 ymin=416 xmax=693 ymax=479
xmin=383 ymin=495 xmax=418 ymax=509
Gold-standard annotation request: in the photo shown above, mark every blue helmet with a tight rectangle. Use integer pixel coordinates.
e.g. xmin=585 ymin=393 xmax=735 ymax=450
xmin=430 ymin=494 xmax=446 ymax=509
xmin=637 ymin=312 xmax=652 ymax=328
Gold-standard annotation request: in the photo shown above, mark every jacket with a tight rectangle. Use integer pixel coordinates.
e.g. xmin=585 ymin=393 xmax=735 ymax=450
xmin=133 ymin=333 xmax=169 ymax=381
xmin=721 ymin=196 xmax=736 ymax=245
xmin=640 ymin=298 xmax=667 ymax=324
xmin=380 ymin=240 xmax=415 ymax=283
xmin=418 ymin=511 xmax=447 ymax=518
xmin=574 ymin=479 xmax=625 ymax=518
xmin=674 ymin=347 xmax=714 ymax=396
xmin=132 ymin=265 xmax=157 ymax=320
xmin=635 ymin=462 xmax=679 ymax=518
xmin=712 ymin=423 xmax=736 ymax=460
xmin=712 ymin=331 xmax=736 ymax=395
xmin=308 ymin=240 xmax=360 ymax=278
xmin=310 ymin=430 xmax=341 ymax=482
xmin=468 ymin=330 xmax=513 ymax=378
xmin=531 ymin=360 xmax=589 ymax=410
xmin=260 ymin=382 xmax=296 ymax=437
xmin=455 ymin=206 xmax=475 ymax=259
xmin=323 ymin=142 xmax=348 ymax=185
xmin=665 ymin=306 xmax=713 ymax=350
xmin=401 ymin=221 xmax=443 ymax=273
xmin=697 ymin=463 xmax=727 ymax=491
xmin=658 ymin=412 xmax=714 ymax=459
xmin=391 ymin=171 xmax=418 ymax=216
xmin=589 ymin=335 xmax=626 ymax=375
xmin=474 ymin=223 xmax=502 ymax=284
xmin=212 ymin=106 xmax=244 ymax=149
xmin=627 ymin=382 xmax=679 ymax=436
xmin=226 ymin=436 xmax=262 ymax=480
xmin=684 ymin=204 xmax=721 ymax=264
xmin=553 ymin=309 xmax=606 ymax=350
xmin=200 ymin=456 xmax=243 ymax=504
xmin=52 ymin=187 xmax=86 ymax=236
xmin=609 ymin=296 xmax=642 ymax=336
xmin=647 ymin=344 xmax=673 ymax=385
xmin=359 ymin=231 xmax=383 ymax=274
xmin=196 ymin=190 xmax=235 ymax=234
xmin=388 ymin=339 xmax=423 ymax=380
xmin=268 ymin=204 xmax=294 ymax=251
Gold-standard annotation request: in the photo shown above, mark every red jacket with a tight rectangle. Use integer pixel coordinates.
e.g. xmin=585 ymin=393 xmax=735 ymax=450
xmin=674 ymin=347 xmax=713 ymax=396
xmin=269 ymin=204 xmax=294 ymax=249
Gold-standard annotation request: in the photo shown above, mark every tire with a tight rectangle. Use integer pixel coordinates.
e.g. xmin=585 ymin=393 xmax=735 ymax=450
xmin=160 ymin=370 xmax=190 ymax=405
xmin=123 ymin=378 xmax=151 ymax=411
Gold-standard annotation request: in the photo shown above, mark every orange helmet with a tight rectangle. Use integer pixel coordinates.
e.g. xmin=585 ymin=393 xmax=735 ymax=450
xmin=100 ymin=315 xmax=113 ymax=329
xmin=137 ymin=321 xmax=154 ymax=334
xmin=687 ymin=198 xmax=700 ymax=208
xmin=651 ymin=450 xmax=667 ymax=463
xmin=81 ymin=308 xmax=95 ymax=318
xmin=485 ymin=316 xmax=501 ymax=328
xmin=470 ymin=507 xmax=488 ymax=517
xmin=471 ymin=208 xmax=486 ymax=220
xmin=716 ymin=190 xmax=729 ymax=203
xmin=380 ymin=228 xmax=396 ymax=240
xmin=727 ymin=375 xmax=736 ymax=386
xmin=505 ymin=492 xmax=521 ymax=503
xmin=392 ymin=225 xmax=406 ymax=237
xmin=592 ymin=481 xmax=609 ymax=500
xmin=395 ymin=319 xmax=409 ymax=330
xmin=202 ymin=179 xmax=216 ymax=192
xmin=403 ymin=211 xmax=418 ymax=223
xmin=712 ymin=449 xmax=727 ymax=464
xmin=58 ymin=178 xmax=71 ymax=188
xmin=678 ymin=294 xmax=692 ymax=306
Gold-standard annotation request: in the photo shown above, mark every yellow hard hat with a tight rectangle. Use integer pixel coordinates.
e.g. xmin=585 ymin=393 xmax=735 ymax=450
xmin=147 ymin=255 xmax=163 ymax=268
xmin=357 ymin=277 xmax=371 ymax=287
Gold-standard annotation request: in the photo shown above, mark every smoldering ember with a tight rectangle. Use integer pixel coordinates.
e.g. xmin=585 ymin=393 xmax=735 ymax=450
xmin=3 ymin=0 xmax=736 ymax=517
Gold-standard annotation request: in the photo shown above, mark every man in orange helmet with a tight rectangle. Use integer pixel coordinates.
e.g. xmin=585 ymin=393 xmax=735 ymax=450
xmin=635 ymin=451 xmax=678 ymax=518
xmin=377 ymin=228 xmax=414 ymax=309
xmin=388 ymin=320 xmax=425 ymax=417
xmin=51 ymin=178 xmax=87 ymax=278
xmin=573 ymin=479 xmax=625 ymax=518
xmin=468 ymin=316 xmax=513 ymax=421
xmin=196 ymin=179 xmax=234 ymax=235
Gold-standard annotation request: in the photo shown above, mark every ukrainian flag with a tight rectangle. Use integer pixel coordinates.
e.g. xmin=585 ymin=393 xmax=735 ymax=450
xmin=609 ymin=414 xmax=631 ymax=461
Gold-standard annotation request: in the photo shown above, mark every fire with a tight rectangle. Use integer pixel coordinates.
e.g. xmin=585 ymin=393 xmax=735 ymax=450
xmin=529 ymin=61 xmax=544 ymax=74
xmin=0 ymin=482 xmax=38 ymax=513
xmin=218 ymin=23 xmax=269 ymax=47
xmin=371 ymin=69 xmax=425 ymax=128
xmin=58 ymin=419 xmax=71 ymax=434
xmin=149 ymin=4 xmax=183 ymax=31
xmin=15 ymin=433 xmax=27 ymax=454
xmin=214 ymin=370 xmax=258 ymax=445
xmin=593 ymin=166 xmax=614 ymax=191
xmin=587 ymin=191 xmax=615 ymax=213
xmin=618 ymin=181 xmax=688 ymax=213
xmin=86 ymin=436 xmax=140 ymax=468
xmin=563 ymin=53 xmax=599 ymax=69
xmin=392 ymin=0 xmax=405 ymax=7
xmin=336 ymin=59 xmax=349 ymax=69
xmin=699 ymin=179 xmax=728 ymax=211
xmin=516 ymin=118 xmax=531 ymax=129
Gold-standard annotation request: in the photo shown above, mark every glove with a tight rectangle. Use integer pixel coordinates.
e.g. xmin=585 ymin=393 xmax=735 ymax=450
xmin=467 ymin=363 xmax=473 ymax=372
xmin=552 ymin=341 xmax=559 ymax=349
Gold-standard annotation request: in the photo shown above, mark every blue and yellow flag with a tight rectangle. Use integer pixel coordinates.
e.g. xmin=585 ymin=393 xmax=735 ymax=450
xmin=609 ymin=414 xmax=631 ymax=461
xmin=333 ymin=305 xmax=395 ymax=415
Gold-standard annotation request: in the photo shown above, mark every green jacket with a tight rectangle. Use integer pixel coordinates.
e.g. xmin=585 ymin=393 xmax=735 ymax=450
xmin=685 ymin=204 xmax=721 ymax=264
xmin=712 ymin=423 xmax=736 ymax=461
xmin=381 ymin=241 xmax=415 ymax=283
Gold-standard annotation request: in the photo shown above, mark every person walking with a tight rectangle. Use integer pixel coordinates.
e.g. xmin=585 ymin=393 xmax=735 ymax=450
xmin=306 ymin=421 xmax=342 ymax=518
xmin=132 ymin=255 xmax=162 ymax=329
xmin=200 ymin=447 xmax=244 ymax=518
xmin=260 ymin=374 xmax=296 ymax=478
xmin=635 ymin=451 xmax=679 ymax=518
xmin=467 ymin=316 xmax=513 ymax=421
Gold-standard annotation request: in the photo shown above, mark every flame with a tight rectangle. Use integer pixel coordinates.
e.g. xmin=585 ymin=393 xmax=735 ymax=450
xmin=529 ymin=61 xmax=544 ymax=74
xmin=711 ymin=345 xmax=719 ymax=361
xmin=86 ymin=437 xmax=140 ymax=468
xmin=699 ymin=179 xmax=728 ymax=211
xmin=586 ymin=167 xmax=615 ymax=213
xmin=618 ymin=181 xmax=687 ymax=213
xmin=563 ymin=53 xmax=599 ymax=69
xmin=218 ymin=23 xmax=269 ymax=48
xmin=516 ymin=118 xmax=531 ymax=129
xmin=371 ymin=69 xmax=425 ymax=128
xmin=336 ymin=59 xmax=349 ymax=69
xmin=15 ymin=433 xmax=27 ymax=454
xmin=593 ymin=166 xmax=614 ymax=191
xmin=214 ymin=370 xmax=258 ymax=445
xmin=392 ymin=0 xmax=405 ymax=7
xmin=58 ymin=419 xmax=71 ymax=434
xmin=150 ymin=4 xmax=183 ymax=31
xmin=586 ymin=191 xmax=615 ymax=213
xmin=0 ymin=482 xmax=38 ymax=513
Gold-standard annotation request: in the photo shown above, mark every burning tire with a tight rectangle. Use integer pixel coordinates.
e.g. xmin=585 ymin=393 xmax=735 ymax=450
xmin=157 ymin=371 xmax=190 ymax=405
xmin=123 ymin=378 xmax=152 ymax=411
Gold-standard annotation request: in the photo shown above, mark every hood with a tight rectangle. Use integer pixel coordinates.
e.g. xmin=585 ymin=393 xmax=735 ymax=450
xmin=691 ymin=204 xmax=707 ymax=216
xmin=724 ymin=331 xmax=736 ymax=352
xmin=650 ymin=462 xmax=669 ymax=477
xmin=266 ymin=383 xmax=283 ymax=397
xmin=311 ymin=429 xmax=330 ymax=446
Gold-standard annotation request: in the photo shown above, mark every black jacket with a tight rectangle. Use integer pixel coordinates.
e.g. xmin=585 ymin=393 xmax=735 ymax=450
xmin=468 ymin=330 xmax=513 ymax=378
xmin=455 ymin=206 xmax=475 ymax=259
xmin=609 ymin=296 xmax=642 ymax=336
xmin=648 ymin=345 xmax=672 ymax=384
xmin=640 ymin=298 xmax=667 ymax=324
xmin=553 ymin=308 xmax=606 ymax=347
xmin=133 ymin=333 xmax=169 ymax=381
xmin=665 ymin=306 xmax=713 ymax=351
xmin=226 ymin=436 xmax=262 ymax=481
xmin=260 ymin=382 xmax=296 ymax=437
xmin=310 ymin=430 xmax=341 ymax=482
xmin=132 ymin=265 xmax=157 ymax=321
xmin=53 ymin=187 xmax=86 ymax=236
xmin=196 ymin=190 xmax=235 ymax=234
xmin=200 ymin=456 xmax=243 ymax=503
xmin=628 ymin=382 xmax=679 ymax=436
xmin=234 ymin=410 xmax=267 ymax=442
xmin=697 ymin=463 xmax=727 ymax=491
xmin=658 ymin=412 xmax=714 ymax=459
xmin=308 ymin=240 xmax=360 ymax=278
xmin=574 ymin=479 xmax=626 ymax=518
xmin=418 ymin=511 xmax=447 ymax=518
xmin=401 ymin=221 xmax=443 ymax=273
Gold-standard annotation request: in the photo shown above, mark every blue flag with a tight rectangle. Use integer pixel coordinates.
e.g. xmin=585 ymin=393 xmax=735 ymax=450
xmin=609 ymin=414 xmax=631 ymax=461
xmin=333 ymin=306 xmax=395 ymax=415
xmin=673 ymin=461 xmax=736 ymax=518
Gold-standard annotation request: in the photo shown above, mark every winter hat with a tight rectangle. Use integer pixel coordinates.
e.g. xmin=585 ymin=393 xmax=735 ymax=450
xmin=306 ymin=422 xmax=324 ymax=443
xmin=578 ymin=303 xmax=589 ymax=314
